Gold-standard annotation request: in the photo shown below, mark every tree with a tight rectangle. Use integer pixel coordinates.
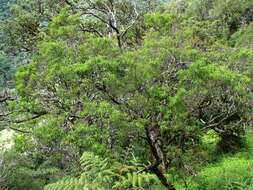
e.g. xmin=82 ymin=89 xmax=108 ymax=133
xmin=1 ymin=0 xmax=163 ymax=56
xmin=10 ymin=8 xmax=252 ymax=189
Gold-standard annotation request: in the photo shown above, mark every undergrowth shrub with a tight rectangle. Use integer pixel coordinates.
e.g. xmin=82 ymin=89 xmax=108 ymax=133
xmin=187 ymin=157 xmax=253 ymax=190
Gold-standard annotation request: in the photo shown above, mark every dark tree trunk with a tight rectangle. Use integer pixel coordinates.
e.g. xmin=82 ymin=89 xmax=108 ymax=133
xmin=145 ymin=124 xmax=176 ymax=190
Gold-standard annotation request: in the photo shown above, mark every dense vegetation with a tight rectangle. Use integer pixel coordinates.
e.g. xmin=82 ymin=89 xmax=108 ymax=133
xmin=0 ymin=0 xmax=253 ymax=189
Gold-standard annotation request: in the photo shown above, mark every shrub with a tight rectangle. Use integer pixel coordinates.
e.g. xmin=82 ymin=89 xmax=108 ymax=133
xmin=188 ymin=157 xmax=253 ymax=190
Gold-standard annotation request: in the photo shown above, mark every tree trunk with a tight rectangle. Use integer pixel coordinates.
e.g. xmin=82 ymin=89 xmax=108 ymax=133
xmin=145 ymin=124 xmax=176 ymax=190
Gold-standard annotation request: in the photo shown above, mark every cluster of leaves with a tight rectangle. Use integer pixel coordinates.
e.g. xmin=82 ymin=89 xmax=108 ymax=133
xmin=188 ymin=158 xmax=253 ymax=190
xmin=45 ymin=152 xmax=165 ymax=190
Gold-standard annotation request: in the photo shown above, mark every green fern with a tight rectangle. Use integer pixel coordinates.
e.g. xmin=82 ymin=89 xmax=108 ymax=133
xmin=45 ymin=152 xmax=164 ymax=190
xmin=45 ymin=177 xmax=80 ymax=190
xmin=45 ymin=152 xmax=115 ymax=190
xmin=112 ymin=171 xmax=160 ymax=190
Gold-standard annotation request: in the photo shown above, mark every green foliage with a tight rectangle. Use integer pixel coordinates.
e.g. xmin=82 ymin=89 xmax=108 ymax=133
xmin=0 ymin=0 xmax=13 ymax=19
xmin=171 ymin=60 xmax=251 ymax=152
xmin=210 ymin=0 xmax=253 ymax=33
xmin=145 ymin=12 xmax=173 ymax=32
xmin=45 ymin=152 xmax=164 ymax=190
xmin=231 ymin=23 xmax=253 ymax=49
xmin=0 ymin=149 xmax=60 ymax=190
xmin=0 ymin=52 xmax=14 ymax=89
xmin=0 ymin=0 xmax=65 ymax=54
xmin=188 ymin=158 xmax=253 ymax=190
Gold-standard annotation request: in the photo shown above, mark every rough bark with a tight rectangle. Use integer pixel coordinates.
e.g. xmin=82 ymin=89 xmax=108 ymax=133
xmin=145 ymin=124 xmax=176 ymax=190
